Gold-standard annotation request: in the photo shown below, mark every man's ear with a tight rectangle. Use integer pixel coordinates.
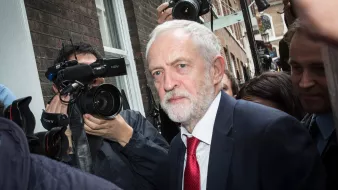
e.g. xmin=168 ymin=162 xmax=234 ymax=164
xmin=212 ymin=55 xmax=225 ymax=85
xmin=52 ymin=84 xmax=58 ymax=93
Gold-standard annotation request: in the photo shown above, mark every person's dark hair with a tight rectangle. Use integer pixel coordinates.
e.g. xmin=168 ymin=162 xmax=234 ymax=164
xmin=54 ymin=42 xmax=102 ymax=64
xmin=236 ymin=71 xmax=304 ymax=120
xmin=224 ymin=70 xmax=239 ymax=96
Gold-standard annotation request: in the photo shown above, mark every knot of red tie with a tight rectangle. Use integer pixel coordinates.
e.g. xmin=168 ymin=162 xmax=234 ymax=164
xmin=186 ymin=136 xmax=200 ymax=155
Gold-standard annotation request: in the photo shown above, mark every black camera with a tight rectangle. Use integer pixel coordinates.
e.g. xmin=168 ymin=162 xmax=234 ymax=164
xmin=168 ymin=0 xmax=210 ymax=21
xmin=2 ymin=96 xmax=68 ymax=161
xmin=45 ymin=58 xmax=126 ymax=118
xmin=76 ymin=84 xmax=122 ymax=119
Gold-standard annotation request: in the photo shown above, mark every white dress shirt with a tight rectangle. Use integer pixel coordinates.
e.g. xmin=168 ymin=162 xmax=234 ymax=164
xmin=180 ymin=92 xmax=221 ymax=190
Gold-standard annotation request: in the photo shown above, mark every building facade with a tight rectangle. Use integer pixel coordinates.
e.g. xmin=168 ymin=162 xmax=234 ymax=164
xmin=259 ymin=0 xmax=287 ymax=56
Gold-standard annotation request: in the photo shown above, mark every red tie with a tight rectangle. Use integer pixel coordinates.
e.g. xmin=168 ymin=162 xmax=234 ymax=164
xmin=184 ymin=137 xmax=200 ymax=190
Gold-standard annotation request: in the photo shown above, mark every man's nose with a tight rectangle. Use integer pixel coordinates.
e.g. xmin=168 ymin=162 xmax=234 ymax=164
xmin=299 ymin=70 xmax=315 ymax=89
xmin=163 ymin=72 xmax=178 ymax=92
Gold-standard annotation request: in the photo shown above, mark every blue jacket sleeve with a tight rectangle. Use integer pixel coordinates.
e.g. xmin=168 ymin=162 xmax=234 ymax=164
xmin=0 ymin=84 xmax=16 ymax=108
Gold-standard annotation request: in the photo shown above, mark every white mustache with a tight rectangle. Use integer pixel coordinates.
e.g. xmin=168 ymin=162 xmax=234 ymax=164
xmin=163 ymin=90 xmax=191 ymax=103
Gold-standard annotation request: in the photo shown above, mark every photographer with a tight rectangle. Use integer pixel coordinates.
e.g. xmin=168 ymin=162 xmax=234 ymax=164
xmin=43 ymin=42 xmax=169 ymax=190
xmin=0 ymin=101 xmax=121 ymax=190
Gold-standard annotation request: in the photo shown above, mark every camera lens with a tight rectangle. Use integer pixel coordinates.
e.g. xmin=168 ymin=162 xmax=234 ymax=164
xmin=94 ymin=90 xmax=114 ymax=114
xmin=77 ymin=84 xmax=122 ymax=118
xmin=173 ymin=0 xmax=200 ymax=21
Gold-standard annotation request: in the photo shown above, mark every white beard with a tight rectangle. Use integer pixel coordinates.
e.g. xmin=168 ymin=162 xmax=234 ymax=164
xmin=160 ymin=73 xmax=215 ymax=126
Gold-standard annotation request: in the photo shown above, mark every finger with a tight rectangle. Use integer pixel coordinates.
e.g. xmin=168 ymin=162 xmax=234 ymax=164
xmin=164 ymin=7 xmax=172 ymax=15
xmin=158 ymin=8 xmax=172 ymax=23
xmin=55 ymin=96 xmax=67 ymax=114
xmin=84 ymin=124 xmax=104 ymax=136
xmin=157 ymin=2 xmax=169 ymax=15
xmin=84 ymin=114 xmax=106 ymax=125
xmin=60 ymin=95 xmax=70 ymax=115
xmin=84 ymin=117 xmax=105 ymax=130
xmin=165 ymin=14 xmax=173 ymax=22
xmin=46 ymin=95 xmax=60 ymax=113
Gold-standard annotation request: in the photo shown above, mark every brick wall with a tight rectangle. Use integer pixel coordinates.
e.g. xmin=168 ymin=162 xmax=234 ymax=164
xmin=24 ymin=0 xmax=103 ymax=105
xmin=208 ymin=0 xmax=249 ymax=81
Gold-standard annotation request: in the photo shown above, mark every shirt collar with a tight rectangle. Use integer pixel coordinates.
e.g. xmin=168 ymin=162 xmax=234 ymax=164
xmin=315 ymin=113 xmax=335 ymax=140
xmin=180 ymin=92 xmax=221 ymax=146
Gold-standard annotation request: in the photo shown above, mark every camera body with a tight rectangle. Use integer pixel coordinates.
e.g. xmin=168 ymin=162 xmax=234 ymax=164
xmin=168 ymin=0 xmax=210 ymax=21
xmin=46 ymin=58 xmax=126 ymax=118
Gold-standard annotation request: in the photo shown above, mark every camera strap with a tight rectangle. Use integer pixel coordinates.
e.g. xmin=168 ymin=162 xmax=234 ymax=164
xmin=41 ymin=110 xmax=69 ymax=131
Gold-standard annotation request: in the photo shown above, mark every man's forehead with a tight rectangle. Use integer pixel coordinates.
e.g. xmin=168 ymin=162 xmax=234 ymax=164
xmin=68 ymin=53 xmax=97 ymax=64
xmin=148 ymin=33 xmax=198 ymax=70
xmin=290 ymin=32 xmax=322 ymax=63
xmin=290 ymin=31 xmax=322 ymax=51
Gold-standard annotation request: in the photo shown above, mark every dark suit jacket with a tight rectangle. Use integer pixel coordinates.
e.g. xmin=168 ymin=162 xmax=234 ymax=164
xmin=302 ymin=113 xmax=338 ymax=190
xmin=155 ymin=92 xmax=325 ymax=190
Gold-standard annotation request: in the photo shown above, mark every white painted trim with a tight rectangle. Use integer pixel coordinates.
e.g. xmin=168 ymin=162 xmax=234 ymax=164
xmin=112 ymin=0 xmax=145 ymax=116
xmin=103 ymin=46 xmax=128 ymax=57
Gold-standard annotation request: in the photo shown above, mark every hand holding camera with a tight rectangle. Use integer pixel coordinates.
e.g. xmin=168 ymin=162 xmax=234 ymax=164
xmin=84 ymin=114 xmax=133 ymax=147
xmin=157 ymin=2 xmax=173 ymax=24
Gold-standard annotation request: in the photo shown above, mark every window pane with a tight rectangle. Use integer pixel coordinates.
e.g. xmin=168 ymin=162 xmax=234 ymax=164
xmin=97 ymin=9 xmax=112 ymax=47
xmin=103 ymin=0 xmax=121 ymax=49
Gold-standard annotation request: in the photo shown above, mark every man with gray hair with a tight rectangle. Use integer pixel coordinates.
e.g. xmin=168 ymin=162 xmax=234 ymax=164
xmin=146 ymin=20 xmax=325 ymax=190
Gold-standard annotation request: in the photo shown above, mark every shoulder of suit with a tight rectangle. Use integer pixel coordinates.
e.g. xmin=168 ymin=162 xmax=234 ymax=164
xmin=234 ymin=99 xmax=291 ymax=121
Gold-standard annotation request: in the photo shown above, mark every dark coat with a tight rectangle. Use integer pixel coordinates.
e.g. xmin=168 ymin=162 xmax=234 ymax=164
xmin=92 ymin=110 xmax=169 ymax=190
xmin=0 ymin=117 xmax=121 ymax=190
xmin=302 ymin=113 xmax=338 ymax=190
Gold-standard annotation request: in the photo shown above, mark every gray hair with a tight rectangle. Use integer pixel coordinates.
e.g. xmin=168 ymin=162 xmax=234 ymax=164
xmin=145 ymin=20 xmax=222 ymax=65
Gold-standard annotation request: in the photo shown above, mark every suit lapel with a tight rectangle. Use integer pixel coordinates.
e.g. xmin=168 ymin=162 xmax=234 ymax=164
xmin=169 ymin=135 xmax=186 ymax=190
xmin=207 ymin=92 xmax=236 ymax=190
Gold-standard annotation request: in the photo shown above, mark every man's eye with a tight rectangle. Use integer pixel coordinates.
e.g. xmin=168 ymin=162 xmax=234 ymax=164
xmin=292 ymin=66 xmax=302 ymax=73
xmin=153 ymin=71 xmax=161 ymax=76
xmin=178 ymin=64 xmax=187 ymax=68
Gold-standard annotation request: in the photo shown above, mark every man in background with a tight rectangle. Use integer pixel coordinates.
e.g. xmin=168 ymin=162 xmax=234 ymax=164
xmin=288 ymin=20 xmax=337 ymax=190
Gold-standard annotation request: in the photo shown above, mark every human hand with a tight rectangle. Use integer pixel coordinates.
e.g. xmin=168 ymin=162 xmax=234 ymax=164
xmin=45 ymin=94 xmax=73 ymax=152
xmin=45 ymin=94 xmax=70 ymax=115
xmin=157 ymin=2 xmax=173 ymax=24
xmin=294 ymin=0 xmax=338 ymax=45
xmin=83 ymin=114 xmax=133 ymax=147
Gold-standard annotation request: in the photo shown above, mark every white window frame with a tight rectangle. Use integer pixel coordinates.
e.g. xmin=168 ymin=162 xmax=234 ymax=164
xmin=96 ymin=0 xmax=145 ymax=116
